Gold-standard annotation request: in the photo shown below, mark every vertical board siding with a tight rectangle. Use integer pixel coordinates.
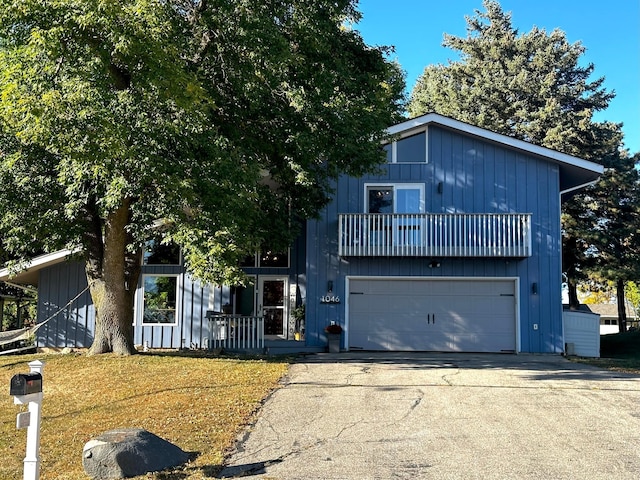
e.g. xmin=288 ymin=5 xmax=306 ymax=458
xmin=38 ymin=254 xmax=308 ymax=350
xmin=306 ymin=125 xmax=564 ymax=353
xmin=33 ymin=227 xmax=307 ymax=350
xmin=37 ymin=261 xmax=94 ymax=348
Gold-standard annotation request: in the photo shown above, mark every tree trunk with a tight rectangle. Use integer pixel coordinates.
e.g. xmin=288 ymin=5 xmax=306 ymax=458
xmin=88 ymin=278 xmax=136 ymax=354
xmin=562 ymin=233 xmax=582 ymax=310
xmin=616 ymin=279 xmax=628 ymax=334
xmin=86 ymin=199 xmax=140 ymax=355
xmin=567 ymin=278 xmax=580 ymax=310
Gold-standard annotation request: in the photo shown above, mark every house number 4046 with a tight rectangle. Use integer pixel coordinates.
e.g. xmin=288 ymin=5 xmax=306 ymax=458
xmin=320 ymin=295 xmax=340 ymax=304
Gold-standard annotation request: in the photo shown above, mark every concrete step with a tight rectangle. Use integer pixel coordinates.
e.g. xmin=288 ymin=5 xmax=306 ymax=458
xmin=264 ymin=345 xmax=325 ymax=355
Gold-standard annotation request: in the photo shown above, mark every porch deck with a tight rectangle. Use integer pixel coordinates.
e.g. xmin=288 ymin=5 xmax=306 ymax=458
xmin=339 ymin=213 xmax=532 ymax=258
xmin=207 ymin=314 xmax=322 ymax=355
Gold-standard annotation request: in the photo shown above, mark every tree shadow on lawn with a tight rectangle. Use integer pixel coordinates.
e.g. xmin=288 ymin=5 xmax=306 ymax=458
xmin=143 ymin=349 xmax=294 ymax=364
xmin=149 ymin=451 xmax=228 ymax=479
xmin=155 ymin=461 xmax=226 ymax=479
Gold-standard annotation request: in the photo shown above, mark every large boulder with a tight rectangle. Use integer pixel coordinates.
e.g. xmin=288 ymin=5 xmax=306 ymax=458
xmin=82 ymin=428 xmax=189 ymax=479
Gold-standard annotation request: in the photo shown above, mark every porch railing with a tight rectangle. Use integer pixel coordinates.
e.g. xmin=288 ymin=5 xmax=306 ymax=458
xmin=338 ymin=213 xmax=532 ymax=258
xmin=206 ymin=314 xmax=264 ymax=351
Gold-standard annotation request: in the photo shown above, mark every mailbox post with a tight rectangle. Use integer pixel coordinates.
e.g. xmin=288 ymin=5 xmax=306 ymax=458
xmin=11 ymin=360 xmax=45 ymax=480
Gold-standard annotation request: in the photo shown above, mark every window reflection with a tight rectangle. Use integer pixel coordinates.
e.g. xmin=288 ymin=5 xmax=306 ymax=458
xmin=143 ymin=240 xmax=180 ymax=265
xmin=143 ymin=276 xmax=177 ymax=324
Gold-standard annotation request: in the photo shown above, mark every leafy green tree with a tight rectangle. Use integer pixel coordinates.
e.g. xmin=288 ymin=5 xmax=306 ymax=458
xmin=408 ymin=0 xmax=625 ymax=309
xmin=0 ymin=0 xmax=405 ymax=354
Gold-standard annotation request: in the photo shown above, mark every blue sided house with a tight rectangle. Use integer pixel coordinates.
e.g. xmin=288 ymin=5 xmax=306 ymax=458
xmin=0 ymin=114 xmax=602 ymax=354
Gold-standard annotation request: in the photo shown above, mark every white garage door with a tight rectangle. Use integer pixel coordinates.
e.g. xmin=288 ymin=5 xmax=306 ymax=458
xmin=348 ymin=278 xmax=517 ymax=353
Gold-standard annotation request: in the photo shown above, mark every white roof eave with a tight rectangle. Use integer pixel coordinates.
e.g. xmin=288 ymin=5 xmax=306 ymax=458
xmin=0 ymin=249 xmax=77 ymax=286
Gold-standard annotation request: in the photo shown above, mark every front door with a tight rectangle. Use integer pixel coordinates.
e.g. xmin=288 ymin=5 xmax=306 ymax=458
xmin=258 ymin=276 xmax=288 ymax=338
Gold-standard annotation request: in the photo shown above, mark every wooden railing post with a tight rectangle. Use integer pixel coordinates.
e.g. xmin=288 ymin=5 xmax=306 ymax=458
xmin=207 ymin=314 xmax=264 ymax=351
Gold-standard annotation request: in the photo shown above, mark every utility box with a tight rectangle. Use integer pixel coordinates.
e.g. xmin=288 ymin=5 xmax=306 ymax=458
xmin=10 ymin=373 xmax=43 ymax=396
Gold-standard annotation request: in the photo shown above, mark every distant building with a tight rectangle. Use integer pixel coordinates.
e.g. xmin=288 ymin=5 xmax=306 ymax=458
xmin=587 ymin=304 xmax=638 ymax=334
xmin=565 ymin=304 xmax=638 ymax=335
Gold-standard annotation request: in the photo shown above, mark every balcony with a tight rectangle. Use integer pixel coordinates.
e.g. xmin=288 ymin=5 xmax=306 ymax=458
xmin=338 ymin=213 xmax=532 ymax=258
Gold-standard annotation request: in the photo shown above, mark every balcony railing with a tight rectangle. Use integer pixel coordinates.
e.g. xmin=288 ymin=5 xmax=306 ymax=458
xmin=338 ymin=213 xmax=532 ymax=258
xmin=206 ymin=314 xmax=264 ymax=351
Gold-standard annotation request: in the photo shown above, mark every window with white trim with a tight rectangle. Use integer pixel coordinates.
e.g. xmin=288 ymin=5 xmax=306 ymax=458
xmin=366 ymin=184 xmax=425 ymax=214
xmin=365 ymin=184 xmax=426 ymax=247
xmin=142 ymin=275 xmax=179 ymax=325
xmin=384 ymin=128 xmax=428 ymax=163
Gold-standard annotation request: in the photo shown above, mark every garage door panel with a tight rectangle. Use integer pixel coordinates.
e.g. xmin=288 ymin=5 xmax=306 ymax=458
xmin=432 ymin=296 xmax=515 ymax=336
xmin=347 ymin=294 xmax=368 ymax=313
xmin=350 ymin=294 xmax=432 ymax=316
xmin=359 ymin=279 xmax=414 ymax=295
xmin=350 ymin=329 xmax=452 ymax=351
xmin=450 ymin=332 xmax=516 ymax=352
xmin=348 ymin=278 xmax=516 ymax=352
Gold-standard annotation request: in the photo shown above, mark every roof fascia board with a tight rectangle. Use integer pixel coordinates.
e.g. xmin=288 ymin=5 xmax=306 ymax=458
xmin=0 ymin=249 xmax=76 ymax=281
xmin=386 ymin=113 xmax=603 ymax=175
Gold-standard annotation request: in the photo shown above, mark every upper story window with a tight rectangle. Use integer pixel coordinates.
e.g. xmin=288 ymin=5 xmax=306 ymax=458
xmin=143 ymin=240 xmax=181 ymax=266
xmin=384 ymin=129 xmax=428 ymax=163
xmin=240 ymin=248 xmax=290 ymax=268
xmin=366 ymin=184 xmax=425 ymax=213
xmin=260 ymin=249 xmax=289 ymax=268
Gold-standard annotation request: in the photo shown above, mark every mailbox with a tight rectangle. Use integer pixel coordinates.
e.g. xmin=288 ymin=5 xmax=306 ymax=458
xmin=10 ymin=372 xmax=43 ymax=396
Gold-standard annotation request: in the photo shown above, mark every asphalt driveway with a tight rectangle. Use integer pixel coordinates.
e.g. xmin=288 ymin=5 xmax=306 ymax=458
xmin=218 ymin=353 xmax=640 ymax=479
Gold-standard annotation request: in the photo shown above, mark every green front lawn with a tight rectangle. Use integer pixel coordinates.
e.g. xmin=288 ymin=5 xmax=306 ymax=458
xmin=1 ymin=352 xmax=289 ymax=479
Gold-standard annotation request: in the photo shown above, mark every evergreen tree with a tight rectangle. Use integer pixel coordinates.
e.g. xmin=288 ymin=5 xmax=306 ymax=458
xmin=575 ymin=153 xmax=640 ymax=332
xmin=409 ymin=0 xmax=618 ymax=159
xmin=408 ymin=0 xmax=628 ymax=311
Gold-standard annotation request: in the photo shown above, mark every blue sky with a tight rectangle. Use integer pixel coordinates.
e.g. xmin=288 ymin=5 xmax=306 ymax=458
xmin=355 ymin=0 xmax=640 ymax=154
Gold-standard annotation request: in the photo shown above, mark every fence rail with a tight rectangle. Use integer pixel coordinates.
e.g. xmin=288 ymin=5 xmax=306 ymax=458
xmin=339 ymin=213 xmax=532 ymax=258
xmin=207 ymin=314 xmax=264 ymax=351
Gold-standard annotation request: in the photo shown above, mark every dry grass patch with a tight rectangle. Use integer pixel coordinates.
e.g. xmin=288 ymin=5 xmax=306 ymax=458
xmin=1 ymin=351 xmax=289 ymax=479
